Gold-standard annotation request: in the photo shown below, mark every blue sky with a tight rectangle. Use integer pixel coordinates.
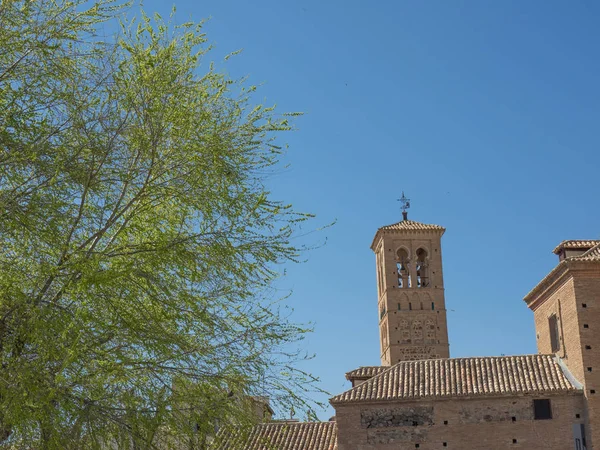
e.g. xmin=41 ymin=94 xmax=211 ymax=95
xmin=140 ymin=0 xmax=600 ymax=419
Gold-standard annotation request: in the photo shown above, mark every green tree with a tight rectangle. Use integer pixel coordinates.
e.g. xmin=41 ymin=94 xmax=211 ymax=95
xmin=0 ymin=1 xmax=324 ymax=448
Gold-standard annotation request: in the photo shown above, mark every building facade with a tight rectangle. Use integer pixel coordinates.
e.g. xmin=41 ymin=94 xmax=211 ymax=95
xmin=217 ymin=216 xmax=600 ymax=450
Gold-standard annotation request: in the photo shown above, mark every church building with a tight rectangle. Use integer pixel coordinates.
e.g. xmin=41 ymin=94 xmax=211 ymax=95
xmin=217 ymin=210 xmax=600 ymax=450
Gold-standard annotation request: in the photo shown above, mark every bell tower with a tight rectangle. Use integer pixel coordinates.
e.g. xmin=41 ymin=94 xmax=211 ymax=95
xmin=371 ymin=198 xmax=450 ymax=366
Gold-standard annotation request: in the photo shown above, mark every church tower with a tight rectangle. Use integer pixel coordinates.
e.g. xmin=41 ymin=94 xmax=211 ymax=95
xmin=371 ymin=204 xmax=450 ymax=366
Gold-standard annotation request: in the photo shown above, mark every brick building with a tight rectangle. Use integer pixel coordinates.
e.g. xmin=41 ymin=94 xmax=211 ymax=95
xmin=217 ymin=215 xmax=600 ymax=450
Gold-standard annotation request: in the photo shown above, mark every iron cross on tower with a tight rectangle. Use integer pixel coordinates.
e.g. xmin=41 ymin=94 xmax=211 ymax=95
xmin=398 ymin=191 xmax=410 ymax=220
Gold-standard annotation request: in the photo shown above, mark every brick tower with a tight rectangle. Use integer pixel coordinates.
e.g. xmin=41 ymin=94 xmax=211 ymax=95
xmin=525 ymin=240 xmax=600 ymax=449
xmin=370 ymin=211 xmax=450 ymax=366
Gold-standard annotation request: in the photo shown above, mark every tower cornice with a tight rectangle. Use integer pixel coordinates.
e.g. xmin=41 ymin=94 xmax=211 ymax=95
xmin=524 ymin=259 xmax=600 ymax=310
xmin=370 ymin=220 xmax=445 ymax=251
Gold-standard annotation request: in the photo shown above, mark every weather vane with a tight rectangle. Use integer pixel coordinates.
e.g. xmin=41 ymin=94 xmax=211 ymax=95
xmin=398 ymin=191 xmax=410 ymax=220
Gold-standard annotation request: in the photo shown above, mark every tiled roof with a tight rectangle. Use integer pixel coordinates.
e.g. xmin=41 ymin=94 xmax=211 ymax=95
xmin=213 ymin=421 xmax=337 ymax=450
xmin=552 ymin=240 xmax=600 ymax=254
xmin=371 ymin=219 xmax=445 ymax=249
xmin=525 ymin=242 xmax=600 ymax=304
xmin=378 ymin=219 xmax=445 ymax=232
xmin=345 ymin=366 xmax=386 ymax=380
xmin=571 ymin=242 xmax=600 ymax=261
xmin=331 ymin=355 xmax=580 ymax=404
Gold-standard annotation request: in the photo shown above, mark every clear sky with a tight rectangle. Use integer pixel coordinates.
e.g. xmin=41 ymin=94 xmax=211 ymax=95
xmin=139 ymin=0 xmax=600 ymax=419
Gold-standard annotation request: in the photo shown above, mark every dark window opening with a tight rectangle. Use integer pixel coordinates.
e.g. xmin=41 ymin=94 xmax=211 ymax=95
xmin=511 ymin=416 xmax=516 ymax=422
xmin=533 ymin=399 xmax=552 ymax=420
xmin=591 ymin=390 xmax=596 ymax=394
xmin=586 ymin=345 xmax=592 ymax=350
xmin=588 ymin=367 xmax=593 ymax=372
xmin=443 ymin=444 xmax=447 ymax=447
xmin=415 ymin=248 xmax=429 ymax=287
xmin=409 ymin=302 xmax=412 ymax=310
xmin=443 ymin=420 xmax=448 ymax=425
xmin=415 ymin=445 xmax=420 ymax=449
xmin=431 ymin=302 xmax=435 ymax=310
xmin=513 ymin=439 xmax=517 ymax=444
xmin=398 ymin=303 xmax=401 ymax=311
xmin=583 ymin=303 xmax=587 ymax=308
xmin=576 ymin=414 xmax=581 ymax=418
xmin=584 ymin=324 xmax=589 ymax=329
xmin=549 ymin=314 xmax=560 ymax=353
xmin=396 ymin=248 xmax=411 ymax=288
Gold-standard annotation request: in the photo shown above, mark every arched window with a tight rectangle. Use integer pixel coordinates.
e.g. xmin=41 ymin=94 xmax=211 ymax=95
xmin=400 ymin=319 xmax=410 ymax=344
xmin=412 ymin=292 xmax=420 ymax=310
xmin=379 ymin=303 xmax=386 ymax=320
xmin=412 ymin=319 xmax=423 ymax=343
xmin=381 ymin=322 xmax=388 ymax=348
xmin=425 ymin=319 xmax=436 ymax=344
xmin=396 ymin=248 xmax=411 ymax=288
xmin=400 ymin=293 xmax=410 ymax=311
xmin=376 ymin=253 xmax=384 ymax=295
xmin=416 ymin=248 xmax=430 ymax=288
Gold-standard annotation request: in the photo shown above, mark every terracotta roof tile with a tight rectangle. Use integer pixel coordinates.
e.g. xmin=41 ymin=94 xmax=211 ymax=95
xmin=345 ymin=366 xmax=386 ymax=380
xmin=552 ymin=240 xmax=600 ymax=254
xmin=213 ymin=421 xmax=337 ymax=450
xmin=378 ymin=220 xmax=445 ymax=232
xmin=331 ymin=355 xmax=579 ymax=404
xmin=525 ymin=242 xmax=600 ymax=304
xmin=571 ymin=242 xmax=600 ymax=261
xmin=371 ymin=219 xmax=446 ymax=249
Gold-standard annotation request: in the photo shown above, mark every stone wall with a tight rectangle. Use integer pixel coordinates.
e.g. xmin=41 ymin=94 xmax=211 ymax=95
xmin=335 ymin=393 xmax=584 ymax=450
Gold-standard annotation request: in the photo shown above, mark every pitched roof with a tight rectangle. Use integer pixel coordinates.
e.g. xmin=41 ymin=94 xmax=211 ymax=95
xmin=552 ymin=240 xmax=600 ymax=254
xmin=331 ymin=355 xmax=580 ymax=404
xmin=345 ymin=366 xmax=386 ymax=380
xmin=378 ymin=219 xmax=445 ymax=232
xmin=213 ymin=421 xmax=337 ymax=450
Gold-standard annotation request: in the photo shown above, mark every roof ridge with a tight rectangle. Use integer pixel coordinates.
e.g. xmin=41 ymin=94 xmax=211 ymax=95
xmin=378 ymin=219 xmax=445 ymax=231
xmin=213 ymin=420 xmax=337 ymax=450
xmin=330 ymin=354 xmax=580 ymax=404
xmin=257 ymin=421 xmax=334 ymax=427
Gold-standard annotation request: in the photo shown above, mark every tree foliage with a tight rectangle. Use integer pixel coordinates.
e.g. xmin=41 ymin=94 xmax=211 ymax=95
xmin=0 ymin=1 xmax=322 ymax=448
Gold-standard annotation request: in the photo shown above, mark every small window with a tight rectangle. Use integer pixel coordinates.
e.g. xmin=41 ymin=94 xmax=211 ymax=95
xmin=513 ymin=439 xmax=517 ymax=444
xmin=398 ymin=303 xmax=401 ymax=311
xmin=443 ymin=443 xmax=447 ymax=447
xmin=584 ymin=324 xmax=589 ymax=329
xmin=533 ymin=399 xmax=552 ymax=420
xmin=443 ymin=420 xmax=448 ymax=425
xmin=549 ymin=314 xmax=560 ymax=352
xmin=583 ymin=303 xmax=587 ymax=308
xmin=588 ymin=367 xmax=593 ymax=372
xmin=431 ymin=302 xmax=435 ymax=310
xmin=576 ymin=414 xmax=581 ymax=418
xmin=586 ymin=345 xmax=592 ymax=350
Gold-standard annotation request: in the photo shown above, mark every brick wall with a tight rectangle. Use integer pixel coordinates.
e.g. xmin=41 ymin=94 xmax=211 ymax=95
xmin=375 ymin=230 xmax=450 ymax=365
xmin=529 ymin=262 xmax=600 ymax=448
xmin=334 ymin=394 xmax=585 ymax=450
